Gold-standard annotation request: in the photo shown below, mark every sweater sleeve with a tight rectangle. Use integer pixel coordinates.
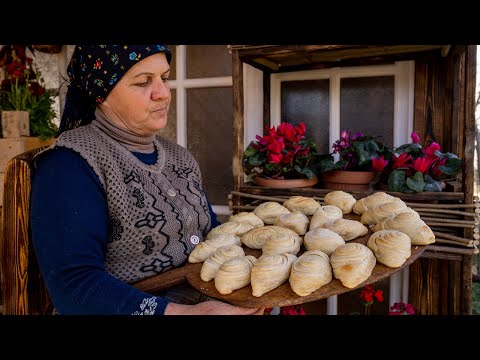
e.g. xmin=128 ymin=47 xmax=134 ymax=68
xmin=30 ymin=147 xmax=170 ymax=315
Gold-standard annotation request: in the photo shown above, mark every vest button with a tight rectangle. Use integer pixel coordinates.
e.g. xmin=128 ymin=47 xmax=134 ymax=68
xmin=190 ymin=235 xmax=200 ymax=244
xmin=167 ymin=189 xmax=176 ymax=197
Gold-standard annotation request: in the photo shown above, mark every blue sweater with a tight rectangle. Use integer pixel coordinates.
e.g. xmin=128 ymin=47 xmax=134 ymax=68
xmin=30 ymin=147 xmax=220 ymax=315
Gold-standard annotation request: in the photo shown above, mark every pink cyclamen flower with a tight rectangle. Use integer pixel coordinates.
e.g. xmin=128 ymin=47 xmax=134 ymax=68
xmin=411 ymin=131 xmax=421 ymax=143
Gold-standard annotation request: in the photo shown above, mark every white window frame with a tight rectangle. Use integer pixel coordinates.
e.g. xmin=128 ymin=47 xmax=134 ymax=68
xmin=245 ymin=61 xmax=415 ymax=314
xmin=169 ymin=45 xmax=232 ymax=216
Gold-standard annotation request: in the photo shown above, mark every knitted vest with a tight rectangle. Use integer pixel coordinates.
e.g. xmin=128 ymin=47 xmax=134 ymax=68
xmin=52 ymin=123 xmax=212 ymax=283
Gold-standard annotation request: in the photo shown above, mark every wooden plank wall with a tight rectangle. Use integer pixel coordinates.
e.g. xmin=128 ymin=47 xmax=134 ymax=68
xmin=409 ymin=45 xmax=476 ymax=314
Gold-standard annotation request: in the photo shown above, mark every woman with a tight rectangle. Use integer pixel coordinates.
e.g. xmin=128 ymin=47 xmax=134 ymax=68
xmin=30 ymin=45 xmax=263 ymax=315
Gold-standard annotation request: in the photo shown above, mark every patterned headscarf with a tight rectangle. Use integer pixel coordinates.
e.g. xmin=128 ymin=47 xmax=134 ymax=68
xmin=59 ymin=45 xmax=171 ymax=135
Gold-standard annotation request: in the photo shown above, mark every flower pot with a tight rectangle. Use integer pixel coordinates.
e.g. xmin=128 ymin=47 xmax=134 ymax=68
xmin=321 ymin=171 xmax=376 ymax=191
xmin=253 ymin=175 xmax=319 ymax=189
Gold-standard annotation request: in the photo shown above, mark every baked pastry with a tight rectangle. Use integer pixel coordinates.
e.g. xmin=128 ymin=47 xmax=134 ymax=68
xmin=304 ymin=228 xmax=346 ymax=256
xmin=274 ymin=211 xmax=310 ymax=235
xmin=283 ymin=196 xmax=320 ymax=216
xmin=323 ymin=191 xmax=357 ymax=214
xmin=353 ymin=192 xmax=396 ymax=215
xmin=214 ymin=255 xmax=257 ymax=295
xmin=251 ymin=253 xmax=297 ymax=297
xmin=253 ymin=201 xmax=291 ymax=224
xmin=367 ymin=230 xmax=411 ymax=268
xmin=241 ymin=225 xmax=298 ymax=249
xmin=330 ymin=243 xmax=376 ymax=288
xmin=289 ymin=250 xmax=332 ymax=296
xmin=325 ymin=219 xmax=368 ymax=241
xmin=188 ymin=234 xmax=241 ymax=263
xmin=200 ymin=245 xmax=245 ymax=282
xmin=360 ymin=198 xmax=409 ymax=225
xmin=262 ymin=232 xmax=302 ymax=256
xmin=372 ymin=211 xmax=435 ymax=245
xmin=206 ymin=221 xmax=254 ymax=239
xmin=229 ymin=212 xmax=264 ymax=228
xmin=309 ymin=205 xmax=343 ymax=231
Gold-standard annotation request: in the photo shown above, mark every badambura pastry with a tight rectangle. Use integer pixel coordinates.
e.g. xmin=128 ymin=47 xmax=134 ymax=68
xmin=251 ymin=253 xmax=297 ymax=297
xmin=188 ymin=233 xmax=241 ymax=263
xmin=274 ymin=211 xmax=310 ymax=235
xmin=367 ymin=230 xmax=411 ymax=268
xmin=289 ymin=250 xmax=332 ymax=296
xmin=229 ymin=212 xmax=264 ymax=228
xmin=309 ymin=205 xmax=343 ymax=231
xmin=330 ymin=243 xmax=376 ymax=288
xmin=353 ymin=192 xmax=396 ymax=215
xmin=262 ymin=232 xmax=302 ymax=256
xmin=214 ymin=255 xmax=257 ymax=295
xmin=200 ymin=245 xmax=245 ymax=282
xmin=241 ymin=225 xmax=298 ymax=249
xmin=253 ymin=201 xmax=291 ymax=224
xmin=325 ymin=219 xmax=368 ymax=241
xmin=304 ymin=228 xmax=346 ymax=256
xmin=283 ymin=196 xmax=320 ymax=216
xmin=206 ymin=221 xmax=254 ymax=239
xmin=360 ymin=198 xmax=409 ymax=225
xmin=323 ymin=191 xmax=357 ymax=214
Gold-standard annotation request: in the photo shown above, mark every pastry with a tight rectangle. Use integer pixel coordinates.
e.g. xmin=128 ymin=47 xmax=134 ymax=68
xmin=262 ymin=232 xmax=302 ymax=256
xmin=360 ymin=198 xmax=409 ymax=225
xmin=289 ymin=250 xmax=332 ymax=296
xmin=330 ymin=243 xmax=376 ymax=288
xmin=241 ymin=225 xmax=298 ymax=249
xmin=304 ymin=228 xmax=345 ymax=256
xmin=372 ymin=211 xmax=435 ymax=245
xmin=323 ymin=191 xmax=357 ymax=214
xmin=200 ymin=245 xmax=245 ymax=282
xmin=251 ymin=253 xmax=297 ymax=297
xmin=214 ymin=255 xmax=257 ymax=295
xmin=274 ymin=211 xmax=310 ymax=235
xmin=188 ymin=233 xmax=241 ymax=263
xmin=229 ymin=212 xmax=264 ymax=228
xmin=367 ymin=230 xmax=411 ymax=268
xmin=353 ymin=192 xmax=396 ymax=215
xmin=309 ymin=205 xmax=343 ymax=231
xmin=206 ymin=221 xmax=254 ymax=239
xmin=253 ymin=201 xmax=291 ymax=224
xmin=325 ymin=219 xmax=368 ymax=241
xmin=283 ymin=196 xmax=320 ymax=215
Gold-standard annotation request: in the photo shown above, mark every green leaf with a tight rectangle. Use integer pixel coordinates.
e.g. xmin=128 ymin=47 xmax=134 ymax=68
xmin=388 ymin=169 xmax=406 ymax=192
xmin=423 ymin=175 xmax=442 ymax=192
xmin=406 ymin=171 xmax=425 ymax=192
xmin=243 ymin=144 xmax=258 ymax=157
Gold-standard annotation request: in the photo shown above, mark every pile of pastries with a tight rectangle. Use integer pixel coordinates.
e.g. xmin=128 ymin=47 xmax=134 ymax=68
xmin=188 ymin=191 xmax=436 ymax=298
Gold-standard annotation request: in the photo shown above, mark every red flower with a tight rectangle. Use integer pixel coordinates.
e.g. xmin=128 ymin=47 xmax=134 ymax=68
xmin=411 ymin=131 xmax=421 ymax=143
xmin=372 ymin=155 xmax=389 ymax=172
xmin=389 ymin=302 xmax=415 ymax=315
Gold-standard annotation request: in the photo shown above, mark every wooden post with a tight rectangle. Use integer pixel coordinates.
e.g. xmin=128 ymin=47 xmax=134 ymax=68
xmin=1 ymin=111 xmax=30 ymax=138
xmin=232 ymin=49 xmax=244 ymax=198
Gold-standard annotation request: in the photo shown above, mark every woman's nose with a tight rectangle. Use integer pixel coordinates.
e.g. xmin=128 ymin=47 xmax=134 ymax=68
xmin=151 ymin=79 xmax=170 ymax=100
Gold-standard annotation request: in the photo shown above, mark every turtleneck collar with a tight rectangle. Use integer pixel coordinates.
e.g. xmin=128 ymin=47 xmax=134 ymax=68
xmin=93 ymin=108 xmax=156 ymax=153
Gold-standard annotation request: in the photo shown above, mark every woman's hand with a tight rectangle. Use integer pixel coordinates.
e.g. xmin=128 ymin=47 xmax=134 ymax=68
xmin=164 ymin=300 xmax=264 ymax=315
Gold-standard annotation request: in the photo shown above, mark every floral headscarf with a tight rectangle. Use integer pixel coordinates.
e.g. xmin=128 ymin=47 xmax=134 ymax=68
xmin=59 ymin=44 xmax=171 ymax=135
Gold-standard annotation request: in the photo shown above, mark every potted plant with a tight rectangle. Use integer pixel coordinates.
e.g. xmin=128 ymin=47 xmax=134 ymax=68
xmin=0 ymin=45 xmax=58 ymax=140
xmin=243 ymin=122 xmax=321 ymax=188
xmin=318 ymin=130 xmax=392 ymax=190
xmin=380 ymin=131 xmax=462 ymax=193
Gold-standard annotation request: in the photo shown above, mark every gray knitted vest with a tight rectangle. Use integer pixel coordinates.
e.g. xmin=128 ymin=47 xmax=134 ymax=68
xmin=52 ymin=123 xmax=213 ymax=283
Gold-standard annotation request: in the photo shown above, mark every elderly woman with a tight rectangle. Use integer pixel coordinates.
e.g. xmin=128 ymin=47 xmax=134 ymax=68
xmin=30 ymin=45 xmax=263 ymax=315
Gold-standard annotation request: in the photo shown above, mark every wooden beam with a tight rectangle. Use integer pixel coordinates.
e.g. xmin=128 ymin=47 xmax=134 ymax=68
xmin=441 ymin=45 xmax=451 ymax=57
xmin=231 ymin=49 xmax=244 ymax=194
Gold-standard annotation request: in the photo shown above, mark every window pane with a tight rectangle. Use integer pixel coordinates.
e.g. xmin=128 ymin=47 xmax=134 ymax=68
xmin=186 ymin=45 xmax=232 ymax=78
xmin=187 ymin=87 xmax=232 ymax=205
xmin=280 ymin=79 xmax=330 ymax=154
xmin=340 ymin=76 xmax=394 ymax=148
xmin=158 ymin=89 xmax=176 ymax=141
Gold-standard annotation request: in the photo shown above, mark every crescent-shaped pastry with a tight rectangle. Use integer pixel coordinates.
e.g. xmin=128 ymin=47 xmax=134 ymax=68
xmin=353 ymin=192 xmax=396 ymax=215
xmin=262 ymin=232 xmax=302 ymax=256
xmin=360 ymin=198 xmax=409 ymax=225
xmin=289 ymin=250 xmax=332 ymax=296
xmin=188 ymin=233 xmax=241 ymax=263
xmin=325 ymin=219 xmax=369 ymax=241
xmin=251 ymin=253 xmax=297 ymax=297
xmin=228 ymin=212 xmax=264 ymax=228
xmin=323 ymin=191 xmax=357 ymax=214
xmin=200 ymin=245 xmax=246 ymax=282
xmin=282 ymin=196 xmax=321 ymax=216
xmin=253 ymin=201 xmax=291 ymax=224
xmin=273 ymin=211 xmax=310 ymax=235
xmin=304 ymin=228 xmax=346 ymax=256
xmin=214 ymin=255 xmax=257 ymax=295
xmin=206 ymin=221 xmax=254 ymax=239
xmin=367 ymin=230 xmax=411 ymax=268
xmin=330 ymin=243 xmax=376 ymax=289
xmin=309 ymin=205 xmax=343 ymax=231
xmin=241 ymin=225 xmax=298 ymax=249
xmin=372 ymin=211 xmax=435 ymax=245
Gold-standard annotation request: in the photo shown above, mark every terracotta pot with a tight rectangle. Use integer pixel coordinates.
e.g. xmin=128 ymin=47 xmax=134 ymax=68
xmin=253 ymin=175 xmax=319 ymax=189
xmin=321 ymin=171 xmax=376 ymax=191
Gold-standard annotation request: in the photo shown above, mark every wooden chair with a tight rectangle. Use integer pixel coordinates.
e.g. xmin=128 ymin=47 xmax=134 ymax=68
xmin=1 ymin=146 xmax=53 ymax=315
xmin=0 ymin=147 xmax=188 ymax=314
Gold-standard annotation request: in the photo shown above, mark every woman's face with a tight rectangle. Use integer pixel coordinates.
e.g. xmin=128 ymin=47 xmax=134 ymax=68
xmin=99 ymin=52 xmax=171 ymax=136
